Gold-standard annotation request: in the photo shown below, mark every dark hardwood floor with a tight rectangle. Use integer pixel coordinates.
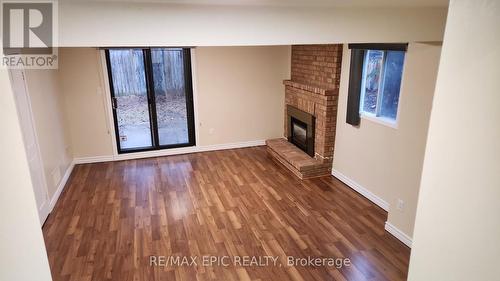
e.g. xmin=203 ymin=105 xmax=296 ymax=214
xmin=43 ymin=146 xmax=410 ymax=281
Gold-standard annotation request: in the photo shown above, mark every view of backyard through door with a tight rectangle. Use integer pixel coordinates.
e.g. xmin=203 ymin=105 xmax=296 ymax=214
xmin=107 ymin=48 xmax=194 ymax=152
xmin=152 ymin=49 xmax=189 ymax=146
xmin=115 ymin=94 xmax=188 ymax=148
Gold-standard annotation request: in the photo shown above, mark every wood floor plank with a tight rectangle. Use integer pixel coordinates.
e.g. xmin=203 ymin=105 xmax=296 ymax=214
xmin=43 ymin=146 xmax=410 ymax=281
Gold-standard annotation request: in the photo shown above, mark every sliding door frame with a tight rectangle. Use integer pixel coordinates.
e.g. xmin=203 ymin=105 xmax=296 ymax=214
xmin=104 ymin=48 xmax=196 ymax=154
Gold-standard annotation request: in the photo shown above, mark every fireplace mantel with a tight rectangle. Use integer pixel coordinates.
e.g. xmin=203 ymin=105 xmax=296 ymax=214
xmin=283 ymin=80 xmax=338 ymax=96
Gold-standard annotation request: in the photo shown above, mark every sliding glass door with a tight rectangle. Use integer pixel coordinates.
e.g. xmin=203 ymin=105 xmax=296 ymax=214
xmin=107 ymin=49 xmax=153 ymax=150
xmin=151 ymin=48 xmax=191 ymax=146
xmin=105 ymin=48 xmax=195 ymax=153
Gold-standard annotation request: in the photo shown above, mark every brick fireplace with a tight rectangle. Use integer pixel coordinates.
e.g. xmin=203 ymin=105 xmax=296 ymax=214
xmin=267 ymin=44 xmax=342 ymax=179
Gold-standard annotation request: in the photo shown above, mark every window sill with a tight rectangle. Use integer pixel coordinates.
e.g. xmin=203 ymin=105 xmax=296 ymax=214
xmin=360 ymin=113 xmax=398 ymax=129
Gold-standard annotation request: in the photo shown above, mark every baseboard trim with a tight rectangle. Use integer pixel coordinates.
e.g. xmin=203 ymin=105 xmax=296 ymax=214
xmin=48 ymin=162 xmax=75 ymax=211
xmin=331 ymin=169 xmax=412 ymax=247
xmin=73 ymin=155 xmax=114 ymax=164
xmin=331 ymin=169 xmax=390 ymax=211
xmin=385 ymin=221 xmax=413 ymax=248
xmin=74 ymin=140 xmax=266 ymax=164
xmin=197 ymin=140 xmax=266 ymax=152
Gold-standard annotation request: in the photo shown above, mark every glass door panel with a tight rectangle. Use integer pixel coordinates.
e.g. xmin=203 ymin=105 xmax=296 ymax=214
xmin=106 ymin=48 xmax=195 ymax=154
xmin=151 ymin=48 xmax=191 ymax=146
xmin=107 ymin=49 xmax=153 ymax=151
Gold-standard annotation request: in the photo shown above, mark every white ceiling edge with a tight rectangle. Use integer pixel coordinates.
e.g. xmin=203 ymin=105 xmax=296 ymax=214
xmin=61 ymin=0 xmax=449 ymax=8
xmin=57 ymin=3 xmax=448 ymax=47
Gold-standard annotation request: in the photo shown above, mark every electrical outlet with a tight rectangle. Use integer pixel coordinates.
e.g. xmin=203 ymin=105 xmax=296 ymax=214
xmin=397 ymin=199 xmax=405 ymax=211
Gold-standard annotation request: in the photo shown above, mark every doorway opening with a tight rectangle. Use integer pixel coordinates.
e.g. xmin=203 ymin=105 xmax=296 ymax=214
xmin=105 ymin=48 xmax=196 ymax=153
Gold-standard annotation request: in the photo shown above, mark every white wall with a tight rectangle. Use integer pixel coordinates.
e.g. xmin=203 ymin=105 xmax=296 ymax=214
xmin=59 ymin=48 xmax=114 ymax=158
xmin=195 ymin=46 xmax=290 ymax=145
xmin=0 ymin=69 xmax=53 ymax=281
xmin=60 ymin=46 xmax=291 ymax=158
xmin=58 ymin=2 xmax=447 ymax=46
xmin=408 ymin=0 xmax=500 ymax=279
xmin=333 ymin=43 xmax=442 ymax=239
xmin=24 ymin=70 xmax=73 ymax=198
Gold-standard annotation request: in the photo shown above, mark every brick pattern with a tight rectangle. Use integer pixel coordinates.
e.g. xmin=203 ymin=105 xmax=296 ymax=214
xmin=284 ymin=84 xmax=338 ymax=160
xmin=266 ymin=139 xmax=332 ymax=179
xmin=291 ymin=44 xmax=343 ymax=89
xmin=268 ymin=44 xmax=343 ymax=179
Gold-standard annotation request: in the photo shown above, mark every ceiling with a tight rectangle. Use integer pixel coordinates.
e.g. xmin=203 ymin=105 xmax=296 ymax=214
xmin=65 ymin=0 xmax=449 ymax=8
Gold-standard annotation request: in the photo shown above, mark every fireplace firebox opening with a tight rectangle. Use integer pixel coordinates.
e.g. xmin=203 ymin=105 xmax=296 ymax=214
xmin=291 ymin=117 xmax=307 ymax=150
xmin=287 ymin=105 xmax=315 ymax=157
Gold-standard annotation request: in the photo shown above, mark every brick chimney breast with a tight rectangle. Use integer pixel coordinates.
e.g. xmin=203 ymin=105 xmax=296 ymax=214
xmin=267 ymin=44 xmax=343 ymax=179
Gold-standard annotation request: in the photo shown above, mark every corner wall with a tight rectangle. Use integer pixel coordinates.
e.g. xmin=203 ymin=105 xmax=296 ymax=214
xmin=24 ymin=69 xmax=73 ymax=198
xmin=408 ymin=1 xmax=500 ymax=279
xmin=59 ymin=48 xmax=114 ymax=158
xmin=0 ymin=68 xmax=53 ymax=281
xmin=333 ymin=43 xmax=442 ymax=240
xmin=195 ymin=46 xmax=290 ymax=145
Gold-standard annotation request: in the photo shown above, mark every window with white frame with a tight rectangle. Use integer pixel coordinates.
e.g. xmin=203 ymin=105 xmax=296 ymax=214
xmin=359 ymin=49 xmax=405 ymax=123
